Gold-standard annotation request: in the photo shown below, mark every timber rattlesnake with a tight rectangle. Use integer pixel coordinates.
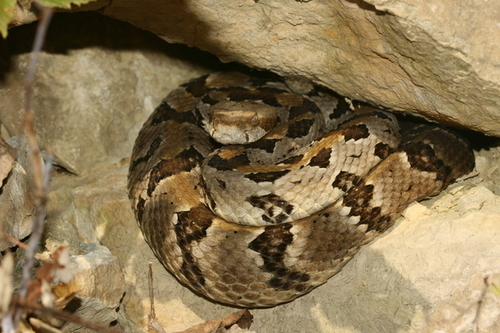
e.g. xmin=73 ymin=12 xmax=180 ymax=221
xmin=128 ymin=71 xmax=475 ymax=307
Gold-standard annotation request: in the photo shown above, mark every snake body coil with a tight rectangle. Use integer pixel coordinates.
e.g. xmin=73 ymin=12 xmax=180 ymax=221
xmin=128 ymin=72 xmax=475 ymax=307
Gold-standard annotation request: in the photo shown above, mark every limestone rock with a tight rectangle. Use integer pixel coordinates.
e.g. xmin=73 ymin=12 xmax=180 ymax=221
xmin=0 ymin=136 xmax=41 ymax=251
xmin=0 ymin=137 xmax=15 ymax=183
xmin=1 ymin=8 xmax=498 ymax=333
xmin=33 ymin=242 xmax=128 ymax=332
xmin=44 ymin=165 xmax=135 ymax=331
xmin=45 ymin=165 xmax=145 ymax=332
xmin=0 ymin=13 xmax=220 ymax=175
xmin=425 ymin=269 xmax=500 ymax=333
xmin=41 ymin=144 xmax=500 ymax=332
xmin=58 ymin=243 xmax=127 ymax=332
xmin=91 ymin=0 xmax=500 ymax=136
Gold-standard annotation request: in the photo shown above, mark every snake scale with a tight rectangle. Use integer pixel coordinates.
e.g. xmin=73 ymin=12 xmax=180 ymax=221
xmin=128 ymin=71 xmax=475 ymax=307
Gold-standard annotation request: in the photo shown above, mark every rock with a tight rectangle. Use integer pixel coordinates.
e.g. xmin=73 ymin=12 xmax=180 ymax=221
xmin=45 ymin=164 xmax=146 ymax=332
xmin=57 ymin=243 xmax=127 ymax=333
xmin=0 ymin=137 xmax=16 ymax=183
xmin=32 ymin=242 xmax=128 ymax=332
xmin=426 ymin=269 xmax=500 ymax=333
xmin=44 ymin=165 xmax=135 ymax=332
xmin=87 ymin=0 xmax=500 ymax=136
xmin=3 ymin=3 xmax=500 ymax=143
xmin=1 ymin=9 xmax=499 ymax=333
xmin=6 ymin=2 xmax=500 ymax=136
xmin=41 ymin=143 xmax=500 ymax=332
xmin=0 ymin=12 xmax=221 ymax=175
xmin=0 ymin=136 xmax=41 ymax=251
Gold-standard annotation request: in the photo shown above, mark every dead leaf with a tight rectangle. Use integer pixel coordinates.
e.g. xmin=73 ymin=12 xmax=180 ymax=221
xmin=52 ymin=246 xmax=73 ymax=283
xmin=26 ymin=246 xmax=74 ymax=308
xmin=52 ymin=281 xmax=81 ymax=312
xmin=173 ymin=309 xmax=253 ymax=333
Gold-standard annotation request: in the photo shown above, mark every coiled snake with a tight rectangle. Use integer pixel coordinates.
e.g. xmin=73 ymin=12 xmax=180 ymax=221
xmin=128 ymin=72 xmax=475 ymax=307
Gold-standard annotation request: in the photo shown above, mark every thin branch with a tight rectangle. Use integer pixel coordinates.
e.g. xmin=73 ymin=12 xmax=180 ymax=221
xmin=23 ymin=6 xmax=52 ymax=195
xmin=148 ymin=262 xmax=155 ymax=319
xmin=148 ymin=263 xmax=167 ymax=333
xmin=4 ymin=4 xmax=55 ymax=331
xmin=471 ymin=276 xmax=490 ymax=333
xmin=13 ymin=298 xmax=124 ymax=333
xmin=2 ymin=235 xmax=30 ymax=250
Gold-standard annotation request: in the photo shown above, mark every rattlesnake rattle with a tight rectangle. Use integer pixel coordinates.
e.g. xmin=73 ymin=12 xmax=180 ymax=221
xmin=128 ymin=71 xmax=475 ymax=307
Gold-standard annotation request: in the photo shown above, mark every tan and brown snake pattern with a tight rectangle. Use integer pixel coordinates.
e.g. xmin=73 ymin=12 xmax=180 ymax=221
xmin=128 ymin=72 xmax=475 ymax=307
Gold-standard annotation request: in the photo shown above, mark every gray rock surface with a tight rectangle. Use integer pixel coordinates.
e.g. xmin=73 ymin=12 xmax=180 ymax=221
xmin=1 ymin=9 xmax=499 ymax=333
xmin=58 ymin=243 xmax=127 ymax=332
xmin=43 ymin=147 xmax=500 ymax=333
xmin=0 ymin=13 xmax=220 ymax=175
xmin=0 ymin=136 xmax=41 ymax=251
xmin=94 ymin=0 xmax=500 ymax=136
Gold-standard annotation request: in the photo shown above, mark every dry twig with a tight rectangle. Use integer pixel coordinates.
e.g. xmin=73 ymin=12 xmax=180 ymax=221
xmin=148 ymin=262 xmax=167 ymax=333
xmin=471 ymin=276 xmax=490 ymax=333
xmin=13 ymin=298 xmax=124 ymax=333
xmin=2 ymin=4 xmax=54 ymax=332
